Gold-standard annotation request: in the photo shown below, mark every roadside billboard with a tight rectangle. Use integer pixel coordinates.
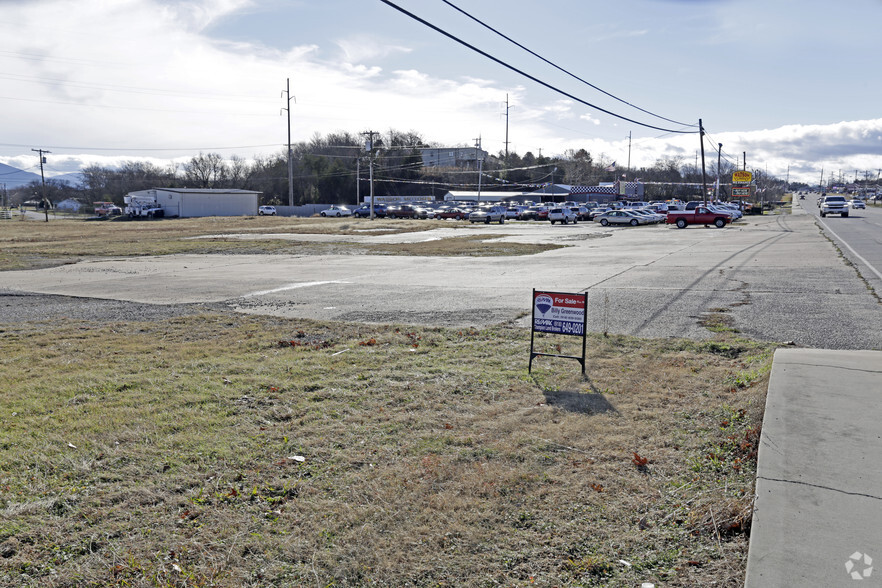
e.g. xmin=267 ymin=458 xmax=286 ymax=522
xmin=732 ymin=171 xmax=753 ymax=184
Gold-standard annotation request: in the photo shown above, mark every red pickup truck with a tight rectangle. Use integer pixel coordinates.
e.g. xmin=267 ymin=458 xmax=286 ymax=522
xmin=666 ymin=206 xmax=732 ymax=229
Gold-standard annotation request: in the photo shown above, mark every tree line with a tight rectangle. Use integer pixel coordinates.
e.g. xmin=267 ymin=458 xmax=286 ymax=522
xmin=9 ymin=129 xmax=787 ymax=208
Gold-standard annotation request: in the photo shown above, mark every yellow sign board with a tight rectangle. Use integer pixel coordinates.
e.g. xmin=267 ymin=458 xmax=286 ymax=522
xmin=732 ymin=171 xmax=753 ymax=183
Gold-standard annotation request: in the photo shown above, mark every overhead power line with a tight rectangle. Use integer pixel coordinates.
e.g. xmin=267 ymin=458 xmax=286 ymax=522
xmin=440 ymin=0 xmax=695 ymax=129
xmin=378 ymin=0 xmax=698 ymax=135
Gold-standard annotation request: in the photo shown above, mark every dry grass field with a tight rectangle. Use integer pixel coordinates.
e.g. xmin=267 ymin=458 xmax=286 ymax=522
xmin=0 ymin=313 xmax=774 ymax=587
xmin=0 ymin=216 xmax=776 ymax=586
xmin=0 ymin=217 xmax=561 ymax=271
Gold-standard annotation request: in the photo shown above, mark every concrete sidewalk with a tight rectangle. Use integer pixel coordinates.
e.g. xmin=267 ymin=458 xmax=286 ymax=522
xmin=746 ymin=348 xmax=882 ymax=586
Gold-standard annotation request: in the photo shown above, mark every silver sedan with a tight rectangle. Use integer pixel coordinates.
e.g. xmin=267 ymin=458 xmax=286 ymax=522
xmin=594 ymin=210 xmax=653 ymax=226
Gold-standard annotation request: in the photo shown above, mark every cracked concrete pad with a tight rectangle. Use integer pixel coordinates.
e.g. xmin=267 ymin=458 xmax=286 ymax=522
xmin=746 ymin=348 xmax=882 ymax=586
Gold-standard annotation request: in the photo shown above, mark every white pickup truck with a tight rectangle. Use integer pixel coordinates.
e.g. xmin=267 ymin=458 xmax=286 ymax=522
xmin=819 ymin=195 xmax=849 ymax=218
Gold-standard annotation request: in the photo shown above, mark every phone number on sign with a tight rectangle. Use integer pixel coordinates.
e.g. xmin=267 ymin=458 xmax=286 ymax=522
xmin=534 ymin=319 xmax=584 ymax=335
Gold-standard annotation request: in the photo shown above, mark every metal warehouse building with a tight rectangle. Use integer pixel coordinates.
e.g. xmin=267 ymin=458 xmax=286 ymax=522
xmin=126 ymin=188 xmax=261 ymax=218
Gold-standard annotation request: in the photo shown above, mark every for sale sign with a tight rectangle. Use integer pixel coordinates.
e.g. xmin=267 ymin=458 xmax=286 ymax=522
xmin=529 ymin=289 xmax=588 ymax=374
xmin=533 ymin=291 xmax=586 ymax=335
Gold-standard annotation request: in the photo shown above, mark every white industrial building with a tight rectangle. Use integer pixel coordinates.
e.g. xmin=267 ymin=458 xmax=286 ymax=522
xmin=124 ymin=188 xmax=260 ymax=217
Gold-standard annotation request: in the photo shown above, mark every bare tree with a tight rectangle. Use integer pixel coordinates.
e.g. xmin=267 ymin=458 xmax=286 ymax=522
xmin=183 ymin=152 xmax=226 ymax=188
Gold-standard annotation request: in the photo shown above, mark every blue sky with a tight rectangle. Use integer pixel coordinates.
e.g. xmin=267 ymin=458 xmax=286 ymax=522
xmin=1 ymin=0 xmax=881 ymax=184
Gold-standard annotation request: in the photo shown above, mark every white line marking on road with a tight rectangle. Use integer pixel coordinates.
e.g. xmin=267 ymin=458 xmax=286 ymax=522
xmin=818 ymin=219 xmax=882 ymax=282
xmin=243 ymin=281 xmax=350 ymax=298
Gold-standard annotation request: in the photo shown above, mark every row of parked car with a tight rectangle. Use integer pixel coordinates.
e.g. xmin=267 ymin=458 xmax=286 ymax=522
xmin=313 ymin=199 xmax=745 ymax=227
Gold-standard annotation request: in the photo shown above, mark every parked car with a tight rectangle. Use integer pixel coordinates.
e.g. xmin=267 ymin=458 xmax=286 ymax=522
xmin=386 ymin=205 xmax=420 ymax=219
xmin=666 ymin=206 xmax=732 ymax=228
xmin=320 ymin=205 xmax=352 ymax=217
xmin=570 ymin=206 xmax=591 ymax=221
xmin=850 ymin=199 xmax=866 ymax=209
xmin=353 ymin=204 xmax=387 ymax=218
xmin=432 ymin=207 xmax=470 ymax=220
xmin=548 ymin=207 xmax=577 ymax=224
xmin=520 ymin=206 xmax=548 ymax=221
xmin=629 ymin=209 xmax=664 ymax=223
xmin=469 ymin=205 xmax=507 ymax=224
xmin=595 ymin=210 xmax=652 ymax=226
xmin=587 ymin=207 xmax=611 ymax=220
xmin=258 ymin=205 xmax=276 ymax=216
xmin=505 ymin=206 xmax=522 ymax=219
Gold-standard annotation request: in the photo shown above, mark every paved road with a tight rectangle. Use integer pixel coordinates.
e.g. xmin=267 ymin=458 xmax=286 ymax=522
xmin=1 ymin=212 xmax=880 ymax=349
xmin=799 ymin=197 xmax=882 ymax=294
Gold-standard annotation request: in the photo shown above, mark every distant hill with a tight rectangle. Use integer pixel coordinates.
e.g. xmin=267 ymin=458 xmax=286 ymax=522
xmin=0 ymin=162 xmax=42 ymax=188
xmin=51 ymin=172 xmax=85 ymax=187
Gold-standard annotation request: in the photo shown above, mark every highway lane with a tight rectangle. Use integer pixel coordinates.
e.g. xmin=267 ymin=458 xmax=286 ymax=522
xmin=798 ymin=196 xmax=882 ymax=295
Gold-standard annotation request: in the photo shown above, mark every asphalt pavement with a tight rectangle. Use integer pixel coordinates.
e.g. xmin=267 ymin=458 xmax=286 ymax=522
xmin=1 ymin=210 xmax=880 ymax=348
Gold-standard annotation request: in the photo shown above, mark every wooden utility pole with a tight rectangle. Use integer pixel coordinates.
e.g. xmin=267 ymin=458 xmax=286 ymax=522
xmin=699 ymin=120 xmax=708 ymax=206
xmin=31 ymin=148 xmax=51 ymax=222
xmin=474 ymin=136 xmax=483 ymax=201
xmin=282 ymin=78 xmax=296 ymax=207
xmin=362 ymin=131 xmax=378 ymax=219
xmin=503 ymin=94 xmax=511 ymax=171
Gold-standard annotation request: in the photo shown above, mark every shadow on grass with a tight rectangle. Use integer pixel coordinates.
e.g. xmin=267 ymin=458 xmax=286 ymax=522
xmin=542 ymin=389 xmax=617 ymax=415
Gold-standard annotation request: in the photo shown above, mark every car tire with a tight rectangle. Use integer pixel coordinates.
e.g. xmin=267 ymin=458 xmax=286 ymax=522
xmin=573 ymin=218 xmax=577 ymax=224
xmin=258 ymin=211 xmax=264 ymax=216
xmin=630 ymin=219 xmax=639 ymax=226
xmin=714 ymin=218 xmax=726 ymax=228
xmin=820 ymin=212 xmax=826 ymax=217
xmin=600 ymin=219 xmax=609 ymax=226
xmin=842 ymin=212 xmax=848 ymax=217
xmin=550 ymin=220 xmax=555 ymax=225
xmin=321 ymin=212 xmax=326 ymax=217
xmin=484 ymin=217 xmax=490 ymax=224
xmin=499 ymin=217 xmax=504 ymax=224
xmin=676 ymin=218 xmax=687 ymax=229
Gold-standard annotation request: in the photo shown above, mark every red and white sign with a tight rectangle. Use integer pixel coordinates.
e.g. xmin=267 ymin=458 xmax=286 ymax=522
xmin=533 ymin=291 xmax=586 ymax=335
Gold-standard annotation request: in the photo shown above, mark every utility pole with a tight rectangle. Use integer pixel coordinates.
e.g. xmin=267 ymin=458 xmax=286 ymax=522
xmin=355 ymin=156 xmax=360 ymax=207
xmin=32 ymin=148 xmax=51 ymax=222
xmin=716 ymin=143 xmax=722 ymax=201
xmin=282 ymin=78 xmax=296 ymax=208
xmin=362 ymin=131 xmax=378 ymax=219
xmin=698 ymin=120 xmax=708 ymax=206
xmin=743 ymin=152 xmax=746 ymax=172
xmin=474 ymin=136 xmax=483 ymax=201
xmin=502 ymin=94 xmax=512 ymax=171
xmin=626 ymin=131 xmax=632 ymax=181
